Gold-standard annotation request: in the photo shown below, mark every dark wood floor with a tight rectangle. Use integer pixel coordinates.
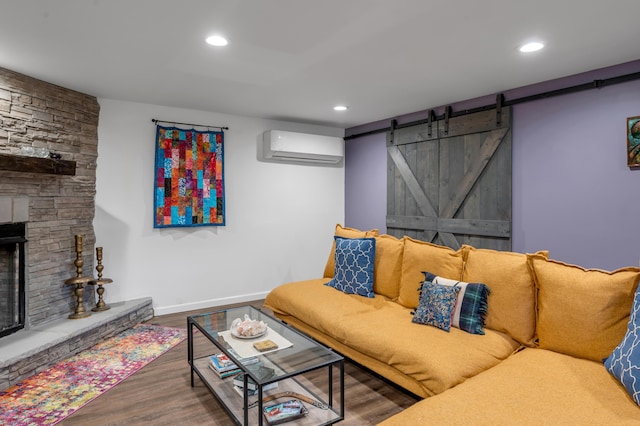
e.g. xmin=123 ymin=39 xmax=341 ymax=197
xmin=60 ymin=300 xmax=419 ymax=425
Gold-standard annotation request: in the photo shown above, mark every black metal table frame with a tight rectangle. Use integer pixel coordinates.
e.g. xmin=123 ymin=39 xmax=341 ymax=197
xmin=187 ymin=308 xmax=344 ymax=425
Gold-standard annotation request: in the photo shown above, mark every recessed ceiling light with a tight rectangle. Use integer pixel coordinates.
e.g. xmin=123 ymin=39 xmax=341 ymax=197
xmin=519 ymin=41 xmax=544 ymax=53
xmin=206 ymin=35 xmax=228 ymax=47
xmin=333 ymin=105 xmax=348 ymax=111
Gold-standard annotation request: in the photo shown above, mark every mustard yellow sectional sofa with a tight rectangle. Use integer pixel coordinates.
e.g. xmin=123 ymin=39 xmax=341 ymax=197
xmin=264 ymin=225 xmax=640 ymax=424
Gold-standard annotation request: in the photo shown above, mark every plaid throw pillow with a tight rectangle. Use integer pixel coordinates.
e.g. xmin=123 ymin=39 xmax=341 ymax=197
xmin=422 ymin=272 xmax=490 ymax=335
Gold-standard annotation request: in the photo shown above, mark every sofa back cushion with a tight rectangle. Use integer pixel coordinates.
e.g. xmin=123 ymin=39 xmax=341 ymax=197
xmin=323 ymin=224 xmax=378 ymax=278
xmin=462 ymin=245 xmax=545 ymax=346
xmin=372 ymin=234 xmax=404 ymax=300
xmin=398 ymin=237 xmax=464 ymax=309
xmin=529 ymin=254 xmax=640 ymax=362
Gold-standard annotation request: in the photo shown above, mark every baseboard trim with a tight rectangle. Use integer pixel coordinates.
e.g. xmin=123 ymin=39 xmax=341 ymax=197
xmin=153 ymin=291 xmax=270 ymax=316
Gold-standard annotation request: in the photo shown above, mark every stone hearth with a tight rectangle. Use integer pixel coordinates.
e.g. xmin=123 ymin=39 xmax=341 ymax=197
xmin=0 ymin=298 xmax=153 ymax=390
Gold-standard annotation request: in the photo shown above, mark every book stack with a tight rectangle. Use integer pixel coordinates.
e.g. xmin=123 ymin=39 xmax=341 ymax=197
xmin=209 ymin=353 xmax=241 ymax=378
xmin=208 ymin=353 xmax=260 ymax=378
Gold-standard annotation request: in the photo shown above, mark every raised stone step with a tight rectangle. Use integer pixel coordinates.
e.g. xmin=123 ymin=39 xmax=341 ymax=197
xmin=0 ymin=297 xmax=153 ymax=390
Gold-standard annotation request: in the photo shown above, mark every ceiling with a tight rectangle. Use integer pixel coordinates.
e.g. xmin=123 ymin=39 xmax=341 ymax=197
xmin=2 ymin=1 xmax=640 ymax=129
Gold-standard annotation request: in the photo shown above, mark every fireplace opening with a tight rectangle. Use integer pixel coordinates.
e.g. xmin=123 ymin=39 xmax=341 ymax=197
xmin=0 ymin=223 xmax=27 ymax=338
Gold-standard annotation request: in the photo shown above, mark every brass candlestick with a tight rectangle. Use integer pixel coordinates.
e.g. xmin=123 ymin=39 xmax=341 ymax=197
xmin=65 ymin=234 xmax=92 ymax=319
xmin=89 ymin=246 xmax=112 ymax=312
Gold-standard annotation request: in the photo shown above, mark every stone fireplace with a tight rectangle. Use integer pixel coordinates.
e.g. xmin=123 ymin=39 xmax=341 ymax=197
xmin=0 ymin=66 xmax=99 ymax=330
xmin=0 ymin=67 xmax=153 ymax=390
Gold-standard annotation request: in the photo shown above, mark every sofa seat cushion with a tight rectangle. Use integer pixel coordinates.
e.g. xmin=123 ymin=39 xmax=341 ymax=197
xmin=264 ymin=279 xmax=388 ymax=342
xmin=379 ymin=348 xmax=640 ymax=425
xmin=270 ymin=313 xmax=431 ymax=398
xmin=337 ymin=302 xmax=520 ymax=396
xmin=265 ymin=279 xmax=519 ymax=397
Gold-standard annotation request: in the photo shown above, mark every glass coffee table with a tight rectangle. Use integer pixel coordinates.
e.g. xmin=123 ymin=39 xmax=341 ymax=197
xmin=188 ymin=305 xmax=344 ymax=425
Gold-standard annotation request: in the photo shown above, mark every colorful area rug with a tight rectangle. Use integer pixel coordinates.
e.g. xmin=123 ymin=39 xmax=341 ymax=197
xmin=0 ymin=324 xmax=186 ymax=425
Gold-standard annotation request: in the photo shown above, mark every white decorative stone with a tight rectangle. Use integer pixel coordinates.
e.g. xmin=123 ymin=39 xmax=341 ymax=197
xmin=231 ymin=314 xmax=267 ymax=337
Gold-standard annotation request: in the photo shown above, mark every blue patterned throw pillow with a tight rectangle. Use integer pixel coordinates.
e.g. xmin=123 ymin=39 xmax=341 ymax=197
xmin=423 ymin=272 xmax=489 ymax=335
xmin=325 ymin=236 xmax=376 ymax=298
xmin=412 ymin=281 xmax=460 ymax=332
xmin=604 ymin=287 xmax=640 ymax=405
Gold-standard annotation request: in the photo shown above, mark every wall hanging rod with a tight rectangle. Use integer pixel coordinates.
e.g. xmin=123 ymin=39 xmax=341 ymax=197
xmin=151 ymin=118 xmax=229 ymax=131
xmin=344 ymin=69 xmax=640 ymax=140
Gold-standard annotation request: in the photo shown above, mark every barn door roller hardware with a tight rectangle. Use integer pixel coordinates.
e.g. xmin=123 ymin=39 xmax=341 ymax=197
xmin=444 ymin=106 xmax=452 ymax=135
xmin=496 ymin=94 xmax=504 ymax=127
xmin=427 ymin=110 xmax=435 ymax=137
xmin=389 ymin=119 xmax=398 ymax=144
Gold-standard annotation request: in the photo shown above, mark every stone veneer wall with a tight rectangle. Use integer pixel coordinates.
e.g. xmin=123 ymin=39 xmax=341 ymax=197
xmin=0 ymin=66 xmax=99 ymax=327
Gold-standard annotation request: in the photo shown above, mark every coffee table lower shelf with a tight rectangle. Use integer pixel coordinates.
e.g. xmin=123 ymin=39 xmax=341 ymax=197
xmin=193 ymin=357 xmax=342 ymax=425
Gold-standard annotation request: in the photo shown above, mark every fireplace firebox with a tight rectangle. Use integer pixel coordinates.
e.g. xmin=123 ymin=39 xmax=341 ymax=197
xmin=0 ymin=223 xmax=27 ymax=338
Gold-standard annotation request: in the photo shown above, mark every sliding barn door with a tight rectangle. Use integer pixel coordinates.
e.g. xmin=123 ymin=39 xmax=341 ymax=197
xmin=387 ymin=108 xmax=511 ymax=250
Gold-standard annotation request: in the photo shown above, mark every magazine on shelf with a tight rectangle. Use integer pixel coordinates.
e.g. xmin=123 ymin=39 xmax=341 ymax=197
xmin=263 ymin=399 xmax=308 ymax=425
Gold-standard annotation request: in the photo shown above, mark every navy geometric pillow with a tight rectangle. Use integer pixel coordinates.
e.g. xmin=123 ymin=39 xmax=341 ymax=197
xmin=412 ymin=280 xmax=460 ymax=332
xmin=604 ymin=287 xmax=640 ymax=405
xmin=325 ymin=236 xmax=375 ymax=298
xmin=422 ymin=272 xmax=490 ymax=335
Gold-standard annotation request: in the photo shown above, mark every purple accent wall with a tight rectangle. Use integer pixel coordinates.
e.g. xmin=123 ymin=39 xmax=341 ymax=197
xmin=512 ymin=78 xmax=640 ymax=269
xmin=344 ymin=133 xmax=387 ymax=231
xmin=345 ymin=60 xmax=640 ymax=270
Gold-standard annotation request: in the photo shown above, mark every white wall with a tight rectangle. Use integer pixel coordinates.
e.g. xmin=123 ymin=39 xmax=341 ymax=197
xmin=95 ymin=99 xmax=344 ymax=315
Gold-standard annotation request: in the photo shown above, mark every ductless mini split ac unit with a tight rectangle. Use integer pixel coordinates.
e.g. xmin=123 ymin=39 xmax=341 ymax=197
xmin=262 ymin=130 xmax=344 ymax=164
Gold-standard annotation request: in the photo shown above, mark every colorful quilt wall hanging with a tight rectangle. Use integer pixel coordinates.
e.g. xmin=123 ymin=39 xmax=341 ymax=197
xmin=154 ymin=125 xmax=225 ymax=228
